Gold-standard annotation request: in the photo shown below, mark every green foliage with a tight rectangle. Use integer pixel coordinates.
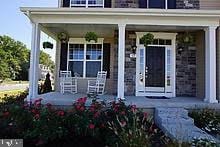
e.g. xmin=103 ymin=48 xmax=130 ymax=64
xmin=189 ymin=109 xmax=220 ymax=138
xmin=140 ymin=33 xmax=154 ymax=47
xmin=43 ymin=41 xmax=53 ymax=49
xmin=0 ymin=97 xmax=174 ymax=147
xmin=0 ymin=35 xmax=29 ymax=80
xmin=85 ymin=32 xmax=98 ymax=42
xmin=39 ymin=50 xmax=55 ymax=72
xmin=0 ymin=35 xmax=55 ymax=81
xmin=192 ymin=138 xmax=219 ymax=147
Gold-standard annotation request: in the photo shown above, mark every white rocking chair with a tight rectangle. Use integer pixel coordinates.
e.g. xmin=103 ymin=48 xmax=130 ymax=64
xmin=87 ymin=71 xmax=107 ymax=95
xmin=60 ymin=71 xmax=77 ymax=94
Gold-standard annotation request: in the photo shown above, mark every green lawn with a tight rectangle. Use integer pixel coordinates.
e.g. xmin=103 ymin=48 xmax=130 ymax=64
xmin=0 ymin=89 xmax=25 ymax=99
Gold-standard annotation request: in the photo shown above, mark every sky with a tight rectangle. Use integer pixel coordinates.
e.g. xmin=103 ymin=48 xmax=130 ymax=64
xmin=0 ymin=0 xmax=58 ymax=61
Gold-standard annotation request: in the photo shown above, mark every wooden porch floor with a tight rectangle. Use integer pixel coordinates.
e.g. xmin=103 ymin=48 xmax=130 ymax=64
xmin=37 ymin=92 xmax=220 ymax=109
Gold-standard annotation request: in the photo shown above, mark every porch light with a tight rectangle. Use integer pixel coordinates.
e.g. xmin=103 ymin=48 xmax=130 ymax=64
xmin=130 ymin=45 xmax=137 ymax=58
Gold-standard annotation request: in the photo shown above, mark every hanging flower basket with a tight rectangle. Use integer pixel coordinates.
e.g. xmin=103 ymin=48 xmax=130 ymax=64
xmin=85 ymin=32 xmax=98 ymax=43
xmin=140 ymin=33 xmax=154 ymax=47
xmin=58 ymin=32 xmax=69 ymax=43
xmin=43 ymin=42 xmax=53 ymax=49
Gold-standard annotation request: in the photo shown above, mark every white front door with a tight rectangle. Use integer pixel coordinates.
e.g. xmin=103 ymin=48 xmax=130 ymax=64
xmin=135 ymin=32 xmax=177 ymax=97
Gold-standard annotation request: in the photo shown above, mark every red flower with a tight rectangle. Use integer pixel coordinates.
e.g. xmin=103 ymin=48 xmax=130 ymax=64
xmin=120 ymin=111 xmax=126 ymax=115
xmin=79 ymin=106 xmax=85 ymax=112
xmin=76 ymin=105 xmax=81 ymax=110
xmin=143 ymin=112 xmax=148 ymax=119
xmin=57 ymin=110 xmax=65 ymax=116
xmin=31 ymin=109 xmax=37 ymax=114
xmin=131 ymin=105 xmax=137 ymax=113
xmin=89 ymin=124 xmax=95 ymax=129
xmin=93 ymin=112 xmax=100 ymax=118
xmin=3 ymin=112 xmax=9 ymax=117
xmin=100 ymin=124 xmax=105 ymax=128
xmin=46 ymin=103 xmax=52 ymax=107
xmin=34 ymin=114 xmax=40 ymax=119
xmin=121 ymin=121 xmax=126 ymax=127
xmin=77 ymin=97 xmax=87 ymax=104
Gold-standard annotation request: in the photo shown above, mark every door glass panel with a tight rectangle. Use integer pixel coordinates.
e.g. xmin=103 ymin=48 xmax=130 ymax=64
xmin=139 ymin=49 xmax=144 ymax=83
xmin=167 ymin=49 xmax=171 ymax=86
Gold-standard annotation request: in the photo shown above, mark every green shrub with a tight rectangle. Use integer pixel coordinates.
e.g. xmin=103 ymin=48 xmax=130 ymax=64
xmin=189 ymin=109 xmax=220 ymax=138
xmin=0 ymin=97 xmax=174 ymax=146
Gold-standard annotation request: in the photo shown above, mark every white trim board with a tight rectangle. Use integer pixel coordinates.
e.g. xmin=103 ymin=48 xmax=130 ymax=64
xmin=135 ymin=32 xmax=177 ymax=97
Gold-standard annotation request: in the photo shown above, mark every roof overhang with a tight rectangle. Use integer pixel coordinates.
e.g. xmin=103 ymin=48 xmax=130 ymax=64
xmin=20 ymin=7 xmax=220 ymax=27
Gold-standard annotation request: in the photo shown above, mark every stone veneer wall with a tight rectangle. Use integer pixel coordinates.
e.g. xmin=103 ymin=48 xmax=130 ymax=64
xmin=176 ymin=34 xmax=197 ymax=97
xmin=113 ymin=31 xmax=197 ymax=96
xmin=114 ymin=0 xmax=200 ymax=9
xmin=114 ymin=0 xmax=139 ymax=8
xmin=113 ymin=31 xmax=136 ymax=95
xmin=176 ymin=0 xmax=200 ymax=9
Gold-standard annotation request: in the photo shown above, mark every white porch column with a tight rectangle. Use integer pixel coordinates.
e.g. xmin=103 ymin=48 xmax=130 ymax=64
xmin=54 ymin=40 xmax=61 ymax=92
xmin=117 ymin=24 xmax=126 ymax=100
xmin=204 ymin=26 xmax=218 ymax=103
xmin=28 ymin=23 xmax=41 ymax=102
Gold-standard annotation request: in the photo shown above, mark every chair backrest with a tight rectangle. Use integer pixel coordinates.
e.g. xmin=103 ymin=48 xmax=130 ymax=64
xmin=60 ymin=71 xmax=71 ymax=78
xmin=96 ymin=71 xmax=107 ymax=85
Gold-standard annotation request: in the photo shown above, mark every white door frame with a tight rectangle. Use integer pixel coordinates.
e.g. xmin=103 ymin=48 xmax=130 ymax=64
xmin=135 ymin=32 xmax=177 ymax=97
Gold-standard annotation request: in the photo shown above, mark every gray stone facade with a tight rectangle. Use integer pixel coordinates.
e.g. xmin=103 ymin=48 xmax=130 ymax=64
xmin=113 ymin=31 xmax=197 ymax=96
xmin=176 ymin=0 xmax=200 ymax=9
xmin=176 ymin=34 xmax=197 ymax=97
xmin=115 ymin=0 xmax=139 ymax=8
xmin=113 ymin=31 xmax=136 ymax=95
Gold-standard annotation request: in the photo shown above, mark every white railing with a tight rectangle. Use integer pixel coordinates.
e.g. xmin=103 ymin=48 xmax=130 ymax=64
xmin=70 ymin=0 xmax=104 ymax=8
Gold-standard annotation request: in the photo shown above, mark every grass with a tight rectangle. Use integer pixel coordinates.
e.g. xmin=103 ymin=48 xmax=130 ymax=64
xmin=0 ymin=89 xmax=25 ymax=99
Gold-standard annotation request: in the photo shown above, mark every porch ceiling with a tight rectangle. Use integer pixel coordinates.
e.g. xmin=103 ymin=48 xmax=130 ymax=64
xmin=41 ymin=23 xmax=204 ymax=39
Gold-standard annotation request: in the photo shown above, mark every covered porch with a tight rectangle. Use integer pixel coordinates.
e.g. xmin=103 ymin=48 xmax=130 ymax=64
xmin=38 ymin=92 xmax=220 ymax=109
xmin=20 ymin=8 xmax=220 ymax=104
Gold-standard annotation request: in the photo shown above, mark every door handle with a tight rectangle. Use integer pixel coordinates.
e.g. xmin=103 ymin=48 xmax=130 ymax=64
xmin=145 ymin=66 xmax=148 ymax=73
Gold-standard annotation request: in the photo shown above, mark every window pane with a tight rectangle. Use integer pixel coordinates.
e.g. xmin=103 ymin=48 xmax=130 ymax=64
xmin=68 ymin=61 xmax=83 ymax=77
xmin=71 ymin=0 xmax=86 ymax=4
xmin=159 ymin=39 xmax=165 ymax=45
xmin=86 ymin=44 xmax=102 ymax=60
xmin=168 ymin=0 xmax=176 ymax=9
xmin=153 ymin=39 xmax=159 ymax=45
xmin=149 ymin=0 xmax=165 ymax=9
xmin=69 ymin=44 xmax=84 ymax=60
xmin=165 ymin=40 xmax=172 ymax=45
xmin=86 ymin=61 xmax=101 ymax=77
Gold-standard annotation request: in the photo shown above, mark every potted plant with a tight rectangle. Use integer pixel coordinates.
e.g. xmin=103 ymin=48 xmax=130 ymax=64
xmin=58 ymin=32 xmax=69 ymax=43
xmin=140 ymin=33 xmax=154 ymax=47
xmin=43 ymin=41 xmax=53 ymax=49
xmin=85 ymin=32 xmax=98 ymax=43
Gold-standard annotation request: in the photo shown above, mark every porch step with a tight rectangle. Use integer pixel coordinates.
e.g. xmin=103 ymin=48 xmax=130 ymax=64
xmin=154 ymin=107 xmax=219 ymax=143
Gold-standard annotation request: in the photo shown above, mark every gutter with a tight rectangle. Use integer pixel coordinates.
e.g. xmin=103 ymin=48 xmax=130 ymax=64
xmin=20 ymin=7 xmax=220 ymax=18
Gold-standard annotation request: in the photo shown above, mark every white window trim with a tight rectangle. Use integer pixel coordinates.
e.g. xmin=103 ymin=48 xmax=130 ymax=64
xmin=67 ymin=38 xmax=104 ymax=78
xmin=70 ymin=0 xmax=104 ymax=8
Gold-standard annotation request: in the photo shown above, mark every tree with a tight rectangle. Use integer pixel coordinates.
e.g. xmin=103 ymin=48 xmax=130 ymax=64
xmin=40 ymin=51 xmax=55 ymax=72
xmin=0 ymin=35 xmax=55 ymax=81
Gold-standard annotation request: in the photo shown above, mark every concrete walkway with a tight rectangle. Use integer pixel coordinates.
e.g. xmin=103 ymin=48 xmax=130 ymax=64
xmin=155 ymin=107 xmax=219 ymax=143
xmin=0 ymin=84 xmax=28 ymax=91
